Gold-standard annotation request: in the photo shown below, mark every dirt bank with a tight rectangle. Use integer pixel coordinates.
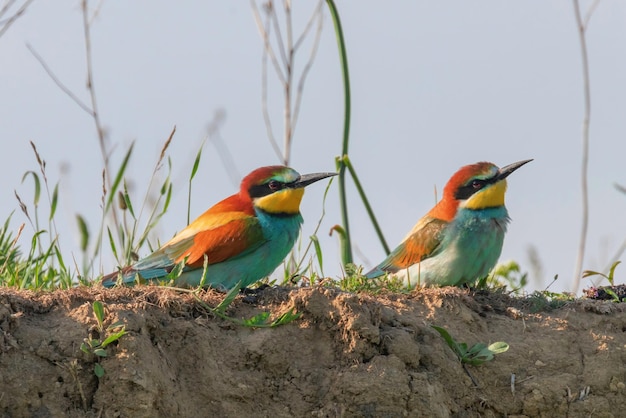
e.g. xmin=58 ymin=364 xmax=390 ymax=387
xmin=0 ymin=286 xmax=624 ymax=417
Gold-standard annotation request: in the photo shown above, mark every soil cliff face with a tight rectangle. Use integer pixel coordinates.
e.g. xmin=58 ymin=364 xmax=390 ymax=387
xmin=0 ymin=286 xmax=624 ymax=417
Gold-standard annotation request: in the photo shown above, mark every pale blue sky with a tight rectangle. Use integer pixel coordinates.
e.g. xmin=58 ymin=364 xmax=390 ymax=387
xmin=2 ymin=1 xmax=625 ymax=293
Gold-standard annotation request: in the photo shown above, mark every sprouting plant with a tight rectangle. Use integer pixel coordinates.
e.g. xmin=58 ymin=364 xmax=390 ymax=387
xmin=80 ymin=301 xmax=128 ymax=377
xmin=170 ymin=279 xmax=301 ymax=329
xmin=476 ymin=261 xmax=528 ymax=293
xmin=431 ymin=325 xmax=509 ymax=366
xmin=583 ymin=260 xmax=621 ymax=286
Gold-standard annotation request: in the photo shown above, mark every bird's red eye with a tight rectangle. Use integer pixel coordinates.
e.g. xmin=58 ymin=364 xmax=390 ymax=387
xmin=472 ymin=180 xmax=484 ymax=189
xmin=268 ymin=180 xmax=282 ymax=191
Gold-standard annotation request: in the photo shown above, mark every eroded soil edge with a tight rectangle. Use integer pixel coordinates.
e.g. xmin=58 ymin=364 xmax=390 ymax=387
xmin=1 ymin=286 xmax=624 ymax=417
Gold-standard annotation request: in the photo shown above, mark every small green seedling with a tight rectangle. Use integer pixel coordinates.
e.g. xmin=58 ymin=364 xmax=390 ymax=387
xmin=172 ymin=280 xmax=301 ymax=328
xmin=431 ymin=325 xmax=509 ymax=366
xmin=583 ymin=261 xmax=621 ymax=286
xmin=80 ymin=301 xmax=128 ymax=377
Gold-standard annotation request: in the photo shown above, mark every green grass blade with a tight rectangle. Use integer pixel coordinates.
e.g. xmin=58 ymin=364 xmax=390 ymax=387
xmin=21 ymin=171 xmax=41 ymax=207
xmin=326 ymin=0 xmax=352 ymax=266
xmin=214 ymin=281 xmax=242 ymax=314
xmin=105 ymin=142 xmax=134 ymax=213
xmin=76 ymin=215 xmax=90 ymax=252
xmin=107 ymin=226 xmax=119 ymax=261
xmin=49 ymin=183 xmax=59 ymax=220
xmin=188 ymin=146 xmax=203 ymax=225
xmin=190 ymin=147 xmax=202 ymax=181
xmin=343 ymin=155 xmax=390 ymax=254
xmin=122 ymin=179 xmax=136 ymax=219
xmin=270 ymin=309 xmax=301 ymax=327
xmin=93 ymin=301 xmax=105 ymax=327
xmin=310 ymin=235 xmax=324 ymax=277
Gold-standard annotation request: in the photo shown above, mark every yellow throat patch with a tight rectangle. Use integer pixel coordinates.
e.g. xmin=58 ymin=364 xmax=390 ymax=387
xmin=254 ymin=188 xmax=305 ymax=215
xmin=464 ymin=180 xmax=507 ymax=210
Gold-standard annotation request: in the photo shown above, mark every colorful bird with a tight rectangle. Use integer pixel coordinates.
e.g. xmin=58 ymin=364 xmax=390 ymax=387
xmin=365 ymin=159 xmax=532 ymax=288
xmin=102 ymin=166 xmax=336 ymax=291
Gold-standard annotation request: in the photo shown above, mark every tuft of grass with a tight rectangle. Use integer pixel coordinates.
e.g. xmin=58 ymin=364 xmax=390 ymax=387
xmin=336 ymin=263 xmax=408 ymax=294
xmin=526 ymin=291 xmax=575 ymax=312
xmin=170 ymin=282 xmax=301 ymax=328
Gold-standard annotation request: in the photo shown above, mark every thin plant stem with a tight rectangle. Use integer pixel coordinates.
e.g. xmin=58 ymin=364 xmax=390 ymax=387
xmin=26 ymin=44 xmax=94 ymax=116
xmin=291 ymin=1 xmax=323 ymax=139
xmin=326 ymin=0 xmax=352 ymax=265
xmin=571 ymin=0 xmax=595 ymax=293
xmin=251 ymin=1 xmax=323 ymax=165
xmin=0 ymin=0 xmax=33 ymax=38
xmin=342 ymin=156 xmax=390 ymax=254
xmin=250 ymin=1 xmax=286 ymax=83
xmin=283 ymin=1 xmax=293 ymax=165
xmin=81 ymin=0 xmax=125 ymax=269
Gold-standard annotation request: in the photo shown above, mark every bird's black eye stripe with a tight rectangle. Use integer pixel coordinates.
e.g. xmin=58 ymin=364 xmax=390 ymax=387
xmin=454 ymin=177 xmax=497 ymax=200
xmin=249 ymin=180 xmax=286 ymax=198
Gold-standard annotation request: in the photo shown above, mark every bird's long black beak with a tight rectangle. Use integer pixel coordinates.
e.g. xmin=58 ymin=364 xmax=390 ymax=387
xmin=292 ymin=172 xmax=337 ymax=188
xmin=497 ymin=159 xmax=533 ymax=181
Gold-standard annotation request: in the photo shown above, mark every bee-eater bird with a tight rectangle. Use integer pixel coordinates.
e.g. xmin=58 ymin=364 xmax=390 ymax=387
xmin=102 ymin=166 xmax=336 ymax=291
xmin=365 ymin=159 xmax=532 ymax=288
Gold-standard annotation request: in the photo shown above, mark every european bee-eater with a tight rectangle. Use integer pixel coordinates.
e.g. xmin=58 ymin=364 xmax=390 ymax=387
xmin=102 ymin=166 xmax=336 ymax=290
xmin=365 ymin=159 xmax=532 ymax=288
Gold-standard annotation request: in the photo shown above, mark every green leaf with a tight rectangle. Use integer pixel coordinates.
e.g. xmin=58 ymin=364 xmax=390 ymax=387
xmin=190 ymin=148 xmax=202 ymax=181
xmin=76 ymin=215 xmax=90 ymax=252
xmin=487 ymin=341 xmax=510 ymax=354
xmin=162 ymin=182 xmax=173 ymax=213
xmin=467 ymin=342 xmax=488 ymax=356
xmin=107 ymin=226 xmax=118 ymax=261
xmin=94 ymin=363 xmax=105 ymax=378
xmin=105 ymin=142 xmax=134 ymax=212
xmin=106 ymin=320 xmax=126 ymax=330
xmin=310 ymin=235 xmax=324 ymax=277
xmin=243 ymin=312 xmax=271 ymax=326
xmin=122 ymin=179 xmax=136 ymax=219
xmin=270 ymin=309 xmax=301 ymax=327
xmin=431 ymin=325 xmax=463 ymax=358
xmin=80 ymin=342 xmax=90 ymax=354
xmin=582 ymin=269 xmax=606 ymax=279
xmin=607 ymin=261 xmax=621 ymax=285
xmin=214 ymin=281 xmax=242 ymax=314
xmin=101 ymin=328 xmax=128 ymax=348
xmin=604 ymin=287 xmax=620 ymax=302
xmin=93 ymin=301 xmax=105 ymax=326
xmin=93 ymin=348 xmax=107 ymax=357
xmin=22 ymin=171 xmax=41 ymax=206
xmin=49 ymin=183 xmax=59 ymax=220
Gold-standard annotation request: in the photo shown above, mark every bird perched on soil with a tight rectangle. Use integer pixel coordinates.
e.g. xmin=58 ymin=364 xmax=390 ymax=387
xmin=365 ymin=159 xmax=532 ymax=288
xmin=102 ymin=165 xmax=336 ymax=291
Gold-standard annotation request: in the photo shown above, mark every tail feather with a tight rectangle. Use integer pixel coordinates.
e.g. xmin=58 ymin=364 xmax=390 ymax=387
xmin=101 ymin=266 xmax=139 ymax=288
xmin=364 ymin=266 xmax=387 ymax=280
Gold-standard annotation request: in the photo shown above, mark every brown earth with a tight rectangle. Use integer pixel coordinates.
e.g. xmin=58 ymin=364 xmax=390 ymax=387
xmin=0 ymin=285 xmax=625 ymax=418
